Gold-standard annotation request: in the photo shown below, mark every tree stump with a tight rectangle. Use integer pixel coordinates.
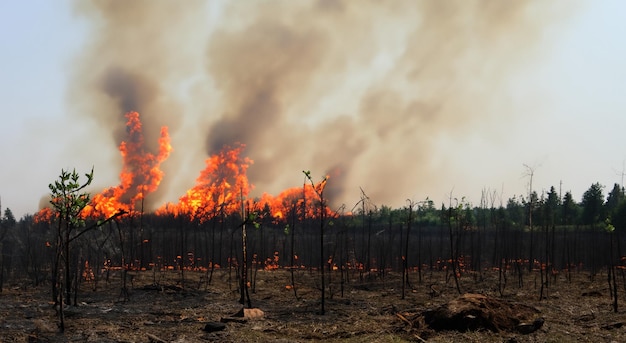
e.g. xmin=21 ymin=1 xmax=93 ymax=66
xmin=422 ymin=293 xmax=543 ymax=334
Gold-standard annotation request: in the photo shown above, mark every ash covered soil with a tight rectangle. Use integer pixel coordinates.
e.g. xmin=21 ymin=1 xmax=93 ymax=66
xmin=1 ymin=269 xmax=625 ymax=342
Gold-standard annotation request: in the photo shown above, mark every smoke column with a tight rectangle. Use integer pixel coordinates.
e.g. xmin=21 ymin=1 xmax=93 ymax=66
xmin=67 ymin=0 xmax=575 ymax=210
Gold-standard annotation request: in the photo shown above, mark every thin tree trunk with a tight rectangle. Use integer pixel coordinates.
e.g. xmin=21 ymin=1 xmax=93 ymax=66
xmin=448 ymin=204 xmax=461 ymax=295
xmin=402 ymin=203 xmax=413 ymax=300
xmin=290 ymin=204 xmax=298 ymax=300
xmin=64 ymin=224 xmax=71 ymax=305
xmin=319 ymin=197 xmax=325 ymax=315
xmin=609 ymin=232 xmax=618 ymax=312
xmin=239 ymin=193 xmax=251 ymax=308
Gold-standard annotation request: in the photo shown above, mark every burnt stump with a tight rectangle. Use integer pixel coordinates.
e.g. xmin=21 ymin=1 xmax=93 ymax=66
xmin=422 ymin=293 xmax=543 ymax=334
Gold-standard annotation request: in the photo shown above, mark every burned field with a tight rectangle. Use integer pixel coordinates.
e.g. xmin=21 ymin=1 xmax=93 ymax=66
xmin=5 ymin=112 xmax=626 ymax=342
xmin=2 ymin=269 xmax=625 ymax=343
xmin=4 ymin=2 xmax=626 ymax=342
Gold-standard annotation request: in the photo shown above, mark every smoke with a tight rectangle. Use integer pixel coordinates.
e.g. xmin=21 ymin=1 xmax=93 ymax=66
xmin=68 ymin=0 xmax=576 ymax=210
xmin=67 ymin=0 xmax=208 ymax=209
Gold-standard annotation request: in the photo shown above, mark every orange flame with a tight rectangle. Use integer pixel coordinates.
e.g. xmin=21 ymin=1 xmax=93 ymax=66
xmin=84 ymin=111 xmax=172 ymax=218
xmin=252 ymin=178 xmax=334 ymax=221
xmin=34 ymin=207 xmax=54 ymax=223
xmin=34 ymin=111 xmax=338 ymax=223
xmin=157 ymin=144 xmax=252 ymax=220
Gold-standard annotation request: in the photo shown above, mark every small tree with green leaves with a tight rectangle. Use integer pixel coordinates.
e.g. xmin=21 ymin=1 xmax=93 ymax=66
xmin=48 ymin=168 xmax=125 ymax=332
xmin=48 ymin=168 xmax=94 ymax=331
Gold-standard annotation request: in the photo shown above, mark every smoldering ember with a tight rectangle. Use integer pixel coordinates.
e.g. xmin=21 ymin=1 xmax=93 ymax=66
xmin=1 ymin=110 xmax=626 ymax=342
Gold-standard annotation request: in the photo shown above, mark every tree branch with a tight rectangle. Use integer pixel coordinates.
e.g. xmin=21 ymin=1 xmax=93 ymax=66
xmin=68 ymin=209 xmax=128 ymax=244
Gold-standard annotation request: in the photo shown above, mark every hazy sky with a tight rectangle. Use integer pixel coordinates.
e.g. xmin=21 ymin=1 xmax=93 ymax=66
xmin=2 ymin=0 xmax=626 ymax=219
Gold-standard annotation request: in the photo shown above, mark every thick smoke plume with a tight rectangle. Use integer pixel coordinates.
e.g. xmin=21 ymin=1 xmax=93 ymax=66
xmin=68 ymin=0 xmax=571 ymax=210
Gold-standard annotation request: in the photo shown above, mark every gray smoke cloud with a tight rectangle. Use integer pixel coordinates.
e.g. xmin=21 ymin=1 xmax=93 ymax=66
xmin=67 ymin=0 xmax=576 ymax=210
xmin=67 ymin=0 xmax=208 ymax=209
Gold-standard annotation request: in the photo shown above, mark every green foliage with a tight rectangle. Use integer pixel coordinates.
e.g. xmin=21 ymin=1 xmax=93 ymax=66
xmin=246 ymin=211 xmax=260 ymax=229
xmin=506 ymin=196 xmax=525 ymax=227
xmin=581 ymin=182 xmax=605 ymax=226
xmin=611 ymin=198 xmax=626 ymax=231
xmin=544 ymin=186 xmax=560 ymax=222
xmin=446 ymin=197 xmax=474 ymax=229
xmin=0 ymin=207 xmax=16 ymax=242
xmin=561 ymin=191 xmax=579 ymax=225
xmin=605 ymin=218 xmax=616 ymax=233
xmin=2 ymin=208 xmax=16 ymax=228
xmin=606 ymin=183 xmax=625 ymax=216
xmin=48 ymin=168 xmax=94 ymax=228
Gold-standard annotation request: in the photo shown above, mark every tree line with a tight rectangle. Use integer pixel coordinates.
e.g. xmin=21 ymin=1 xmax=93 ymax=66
xmin=1 ymin=174 xmax=626 ymax=324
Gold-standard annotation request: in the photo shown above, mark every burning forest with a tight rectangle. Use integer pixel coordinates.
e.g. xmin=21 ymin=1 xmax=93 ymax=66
xmin=5 ymin=2 xmax=626 ymax=342
xmin=11 ymin=108 xmax=626 ymax=342
xmin=84 ymin=111 xmax=172 ymax=218
xmin=36 ymin=110 xmax=334 ymax=224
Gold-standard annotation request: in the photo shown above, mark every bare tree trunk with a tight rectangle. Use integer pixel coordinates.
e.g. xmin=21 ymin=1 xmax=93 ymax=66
xmin=116 ymin=220 xmax=129 ymax=302
xmin=609 ymin=232 xmax=618 ymax=312
xmin=64 ymin=224 xmax=71 ymax=305
xmin=402 ymin=202 xmax=413 ymax=300
xmin=0 ymin=254 xmax=4 ymax=294
xmin=59 ymin=277 xmax=65 ymax=332
xmin=524 ymin=164 xmax=536 ymax=273
xmin=290 ymin=204 xmax=298 ymax=300
xmin=339 ymin=229 xmax=345 ymax=297
xmin=417 ymin=211 xmax=422 ymax=284
xmin=366 ymin=211 xmax=372 ymax=278
xmin=239 ymin=194 xmax=251 ymax=308
xmin=319 ymin=197 xmax=326 ymax=315
xmin=448 ymin=201 xmax=461 ymax=295
xmin=179 ymin=216 xmax=185 ymax=289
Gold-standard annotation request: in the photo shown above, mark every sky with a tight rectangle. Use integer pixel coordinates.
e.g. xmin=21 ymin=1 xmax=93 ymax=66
xmin=1 ymin=0 xmax=626 ymax=219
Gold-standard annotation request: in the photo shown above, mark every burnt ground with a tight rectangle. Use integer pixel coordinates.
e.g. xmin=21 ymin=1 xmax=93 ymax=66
xmin=1 ymin=269 xmax=625 ymax=342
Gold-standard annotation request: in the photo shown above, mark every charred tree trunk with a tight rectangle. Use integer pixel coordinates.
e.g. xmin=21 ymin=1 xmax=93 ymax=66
xmin=116 ymin=220 xmax=129 ymax=302
xmin=402 ymin=201 xmax=414 ymax=300
xmin=609 ymin=231 xmax=618 ymax=313
xmin=417 ymin=213 xmax=423 ymax=284
xmin=290 ymin=204 xmax=298 ymax=300
xmin=448 ymin=202 xmax=462 ymax=295
xmin=64 ymin=223 xmax=71 ymax=305
xmin=319 ymin=197 xmax=326 ymax=315
xmin=239 ymin=195 xmax=252 ymax=308
xmin=366 ymin=211 xmax=372 ymax=277
xmin=178 ymin=215 xmax=186 ymax=289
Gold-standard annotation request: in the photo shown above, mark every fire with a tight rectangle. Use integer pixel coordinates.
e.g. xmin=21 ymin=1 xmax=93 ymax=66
xmin=252 ymin=178 xmax=334 ymax=221
xmin=156 ymin=144 xmax=252 ymax=220
xmin=34 ymin=207 xmax=55 ymax=223
xmin=35 ymin=110 xmax=336 ymax=223
xmin=83 ymin=111 xmax=172 ymax=218
xmin=264 ymin=251 xmax=280 ymax=271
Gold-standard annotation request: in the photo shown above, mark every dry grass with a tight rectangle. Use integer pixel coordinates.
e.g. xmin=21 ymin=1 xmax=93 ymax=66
xmin=0 ymin=268 xmax=625 ymax=342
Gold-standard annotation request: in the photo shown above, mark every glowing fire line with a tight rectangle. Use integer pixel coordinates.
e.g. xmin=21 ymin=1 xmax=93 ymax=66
xmin=36 ymin=111 xmax=335 ymax=222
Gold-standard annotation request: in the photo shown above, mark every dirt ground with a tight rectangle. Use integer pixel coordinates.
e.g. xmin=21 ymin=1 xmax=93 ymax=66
xmin=1 ymin=268 xmax=625 ymax=342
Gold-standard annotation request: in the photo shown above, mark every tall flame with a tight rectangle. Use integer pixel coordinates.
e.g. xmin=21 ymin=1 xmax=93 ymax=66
xmin=35 ymin=111 xmax=337 ymax=223
xmin=156 ymin=144 xmax=252 ymax=221
xmin=83 ymin=111 xmax=172 ymax=218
